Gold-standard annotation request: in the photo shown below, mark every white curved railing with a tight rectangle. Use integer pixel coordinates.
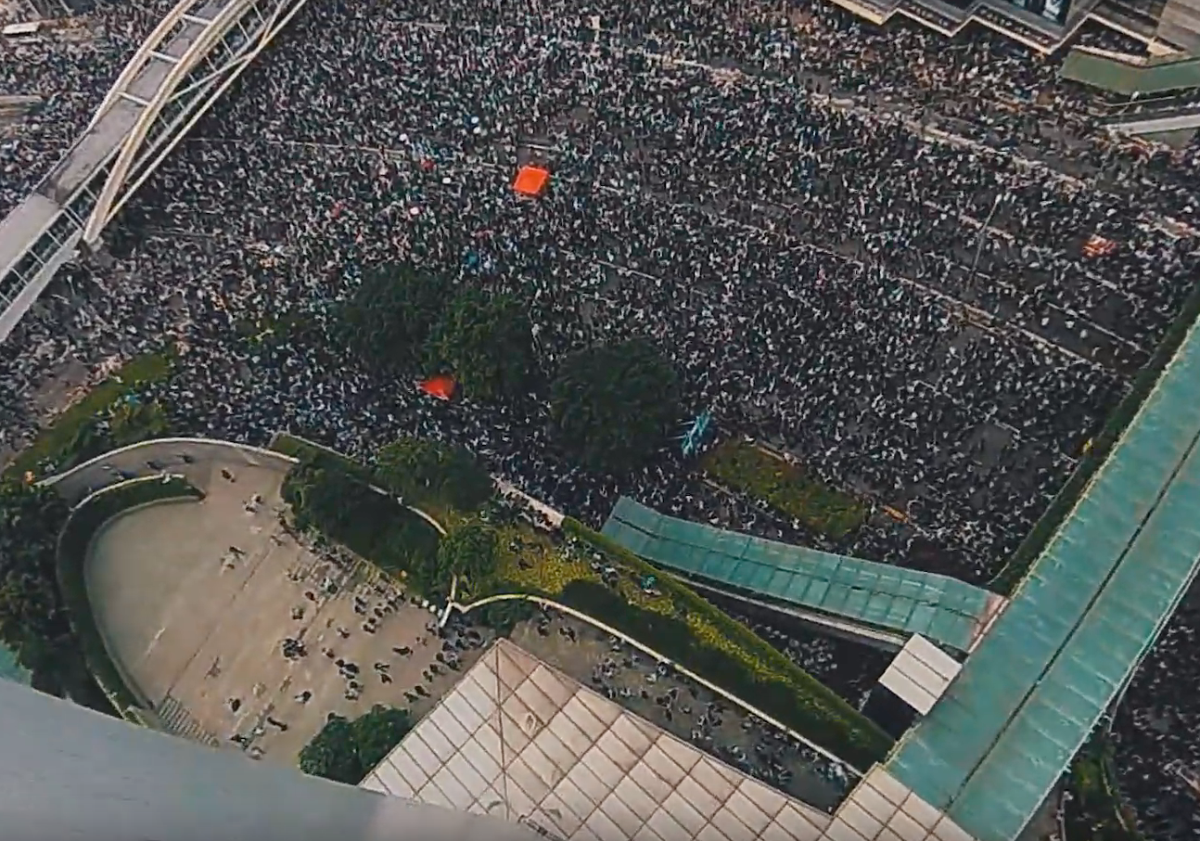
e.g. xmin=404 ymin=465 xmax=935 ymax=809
xmin=41 ymin=436 xmax=447 ymax=534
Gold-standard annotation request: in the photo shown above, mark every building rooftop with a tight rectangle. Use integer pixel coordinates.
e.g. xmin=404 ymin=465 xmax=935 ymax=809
xmin=601 ymin=497 xmax=1003 ymax=653
xmin=360 ymin=639 xmax=836 ymax=841
xmin=888 ymin=313 xmax=1200 ymax=840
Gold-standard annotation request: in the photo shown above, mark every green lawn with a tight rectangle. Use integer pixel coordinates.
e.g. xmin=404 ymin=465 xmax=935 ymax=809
xmin=702 ymin=440 xmax=869 ymax=539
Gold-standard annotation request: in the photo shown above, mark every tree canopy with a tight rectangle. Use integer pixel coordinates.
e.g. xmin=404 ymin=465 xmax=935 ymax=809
xmin=549 ymin=339 xmax=681 ymax=474
xmin=425 ymin=290 xmax=534 ymax=401
xmin=299 ymin=705 xmax=412 ymax=784
xmin=436 ymin=521 xmax=500 ymax=584
xmin=376 ymin=436 xmax=494 ymax=513
xmin=281 ymin=457 xmax=441 ymax=578
xmin=339 ymin=262 xmax=451 ymax=372
xmin=0 ymin=483 xmax=77 ymax=695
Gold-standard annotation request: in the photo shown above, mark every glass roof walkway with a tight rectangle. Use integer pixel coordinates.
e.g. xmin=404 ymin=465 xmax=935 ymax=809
xmin=601 ymin=497 xmax=1005 ymax=653
xmin=886 ymin=312 xmax=1200 ymax=841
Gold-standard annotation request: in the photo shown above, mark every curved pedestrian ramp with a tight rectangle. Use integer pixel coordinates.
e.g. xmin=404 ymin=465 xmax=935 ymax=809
xmin=601 ymin=497 xmax=1005 ymax=654
xmin=886 ymin=313 xmax=1200 ymax=840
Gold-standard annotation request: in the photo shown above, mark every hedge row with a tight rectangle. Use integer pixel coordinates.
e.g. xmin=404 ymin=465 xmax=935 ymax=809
xmin=56 ymin=476 xmax=203 ymax=722
xmin=561 ymin=518 xmax=893 ymax=770
xmin=702 ymin=440 xmax=868 ymax=539
xmin=269 ymin=432 xmax=375 ymax=483
xmin=990 ymin=278 xmax=1200 ymax=596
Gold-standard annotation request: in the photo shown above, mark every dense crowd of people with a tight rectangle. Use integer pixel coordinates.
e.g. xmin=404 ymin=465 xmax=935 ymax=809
xmin=3 ymin=0 xmax=1200 ymax=836
xmin=0 ymin=1 xmax=177 ymax=217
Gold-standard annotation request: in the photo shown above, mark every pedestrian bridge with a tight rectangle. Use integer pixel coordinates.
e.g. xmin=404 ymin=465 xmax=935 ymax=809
xmin=0 ymin=0 xmax=309 ymax=345
xmin=887 ymin=310 xmax=1200 ymax=840
xmin=601 ymin=496 xmax=1006 ymax=653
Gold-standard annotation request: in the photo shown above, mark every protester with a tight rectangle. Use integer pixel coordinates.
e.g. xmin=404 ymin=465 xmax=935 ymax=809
xmin=1 ymin=1 xmax=1198 ymax=835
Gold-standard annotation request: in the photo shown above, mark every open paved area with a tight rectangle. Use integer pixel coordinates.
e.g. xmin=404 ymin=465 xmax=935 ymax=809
xmin=84 ymin=452 xmax=484 ymax=765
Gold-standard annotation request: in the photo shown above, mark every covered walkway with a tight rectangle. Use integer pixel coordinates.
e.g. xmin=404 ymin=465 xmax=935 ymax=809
xmin=887 ymin=313 xmax=1200 ymax=840
xmin=601 ymin=497 xmax=1005 ymax=653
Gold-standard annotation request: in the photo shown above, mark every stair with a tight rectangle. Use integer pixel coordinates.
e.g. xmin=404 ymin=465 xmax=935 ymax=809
xmin=155 ymin=695 xmax=220 ymax=747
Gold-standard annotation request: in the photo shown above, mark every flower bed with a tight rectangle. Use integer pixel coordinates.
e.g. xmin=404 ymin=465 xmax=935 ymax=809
xmin=702 ymin=440 xmax=868 ymax=539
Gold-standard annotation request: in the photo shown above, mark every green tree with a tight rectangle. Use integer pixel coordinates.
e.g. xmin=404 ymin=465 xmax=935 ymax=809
xmin=376 ymin=436 xmax=494 ymax=514
xmin=299 ymin=713 xmax=362 ymax=784
xmin=0 ymin=483 xmax=77 ymax=695
xmin=281 ymin=456 xmax=441 ymax=580
xmin=550 ymin=340 xmax=681 ymax=474
xmin=339 ymin=262 xmax=451 ymax=372
xmin=299 ymin=706 xmax=412 ymax=784
xmin=352 ymin=705 xmax=413 ymax=770
xmin=425 ymin=290 xmax=534 ymax=401
xmin=437 ymin=522 xmax=499 ymax=584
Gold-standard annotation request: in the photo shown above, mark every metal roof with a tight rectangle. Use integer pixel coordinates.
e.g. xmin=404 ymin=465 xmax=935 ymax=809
xmin=601 ymin=498 xmax=1000 ymax=653
xmin=1061 ymin=49 xmax=1200 ymax=95
xmin=361 ymin=639 xmax=835 ymax=841
xmin=888 ymin=314 xmax=1200 ymax=841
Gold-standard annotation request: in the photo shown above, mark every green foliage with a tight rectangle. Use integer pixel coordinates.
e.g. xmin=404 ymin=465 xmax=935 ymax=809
xmin=2 ymin=351 xmax=174 ymax=484
xmin=353 ymin=706 xmax=413 ymax=770
xmin=300 ymin=705 xmax=413 ymax=785
xmin=558 ymin=519 xmax=893 ymax=770
xmin=473 ymin=599 xmax=536 ymax=636
xmin=437 ymin=522 xmax=500 ymax=584
xmin=425 ymin=290 xmax=534 ymax=401
xmin=55 ymin=475 xmax=203 ymax=719
xmin=270 ymin=433 xmax=375 ymax=483
xmin=549 ymin=340 xmax=681 ymax=474
xmin=1064 ymin=736 xmax=1145 ymax=841
xmin=299 ymin=713 xmax=362 ymax=784
xmin=339 ymin=262 xmax=451 ymax=372
xmin=107 ymin=400 xmax=170 ymax=448
xmin=0 ymin=483 xmax=71 ymax=660
xmin=280 ymin=457 xmax=441 ymax=581
xmin=376 ymin=436 xmax=494 ymax=514
xmin=991 ymin=277 xmax=1200 ymax=595
xmin=702 ymin=440 xmax=868 ymax=539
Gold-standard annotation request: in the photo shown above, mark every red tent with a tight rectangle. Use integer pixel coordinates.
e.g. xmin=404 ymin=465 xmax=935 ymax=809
xmin=418 ymin=375 xmax=457 ymax=401
xmin=513 ymin=165 xmax=550 ymax=198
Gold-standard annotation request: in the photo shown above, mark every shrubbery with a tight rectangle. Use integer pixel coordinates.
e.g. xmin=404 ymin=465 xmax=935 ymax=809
xmin=281 ymin=457 xmax=440 ymax=580
xmin=1064 ymin=736 xmax=1145 ymax=841
xmin=702 ymin=440 xmax=868 ymax=540
xmin=376 ymin=436 xmax=494 ymax=515
xmin=300 ymin=705 xmax=413 ymax=784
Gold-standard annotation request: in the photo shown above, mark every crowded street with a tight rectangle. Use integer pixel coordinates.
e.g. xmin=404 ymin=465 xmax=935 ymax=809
xmin=2 ymin=0 xmax=1200 ymax=837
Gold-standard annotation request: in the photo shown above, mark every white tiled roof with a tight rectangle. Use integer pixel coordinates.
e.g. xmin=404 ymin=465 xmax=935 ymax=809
xmin=877 ymin=635 xmax=962 ymax=716
xmin=361 ymin=639 xmax=834 ymax=841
